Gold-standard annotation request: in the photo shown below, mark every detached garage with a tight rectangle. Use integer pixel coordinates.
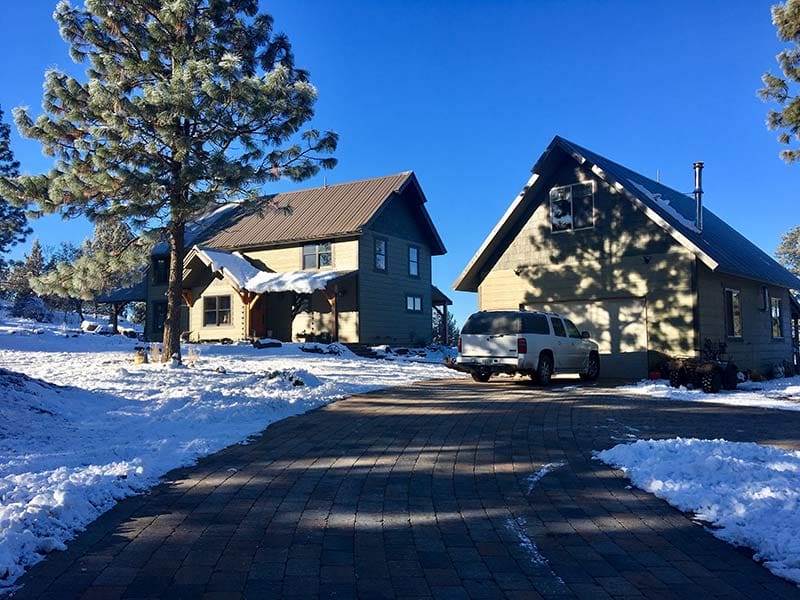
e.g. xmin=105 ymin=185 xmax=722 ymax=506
xmin=524 ymin=298 xmax=648 ymax=379
xmin=454 ymin=136 xmax=800 ymax=378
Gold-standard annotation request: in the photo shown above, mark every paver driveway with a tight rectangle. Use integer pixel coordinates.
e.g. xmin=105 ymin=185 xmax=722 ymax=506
xmin=10 ymin=378 xmax=800 ymax=599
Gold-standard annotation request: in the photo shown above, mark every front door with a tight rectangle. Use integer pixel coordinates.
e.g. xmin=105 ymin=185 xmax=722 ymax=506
xmin=249 ymin=295 xmax=268 ymax=339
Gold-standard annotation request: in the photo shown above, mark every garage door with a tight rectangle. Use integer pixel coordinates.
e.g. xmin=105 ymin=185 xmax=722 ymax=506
xmin=524 ymin=298 xmax=648 ymax=380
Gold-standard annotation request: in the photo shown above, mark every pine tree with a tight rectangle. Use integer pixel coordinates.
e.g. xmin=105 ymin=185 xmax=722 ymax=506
xmin=8 ymin=239 xmax=50 ymax=320
xmin=776 ymin=226 xmax=800 ymax=277
xmin=0 ymin=105 xmax=30 ymax=268
xmin=0 ymin=0 xmax=337 ymax=360
xmin=30 ymin=222 xmax=145 ymax=329
xmin=432 ymin=310 xmax=459 ymax=346
xmin=759 ymin=0 xmax=800 ymax=162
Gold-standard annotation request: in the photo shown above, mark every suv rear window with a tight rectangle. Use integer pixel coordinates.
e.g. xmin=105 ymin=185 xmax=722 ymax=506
xmin=521 ymin=313 xmax=550 ymax=335
xmin=461 ymin=312 xmax=521 ymax=335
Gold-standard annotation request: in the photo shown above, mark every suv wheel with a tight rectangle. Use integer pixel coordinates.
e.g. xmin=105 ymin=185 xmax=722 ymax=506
xmin=536 ymin=354 xmax=553 ymax=386
xmin=471 ymin=370 xmax=491 ymax=383
xmin=580 ymin=353 xmax=599 ymax=381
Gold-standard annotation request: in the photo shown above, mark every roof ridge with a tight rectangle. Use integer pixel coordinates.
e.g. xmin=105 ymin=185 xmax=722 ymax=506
xmin=269 ymin=170 xmax=414 ymax=197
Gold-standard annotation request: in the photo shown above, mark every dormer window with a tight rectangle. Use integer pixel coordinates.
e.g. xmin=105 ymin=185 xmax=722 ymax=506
xmin=302 ymin=242 xmax=332 ymax=269
xmin=550 ymin=182 xmax=594 ymax=232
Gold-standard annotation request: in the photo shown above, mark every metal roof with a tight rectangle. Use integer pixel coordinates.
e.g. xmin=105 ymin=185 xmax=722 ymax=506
xmin=195 ymin=172 xmax=446 ymax=255
xmin=454 ymin=136 xmax=800 ymax=291
xmin=95 ymin=276 xmax=148 ymax=303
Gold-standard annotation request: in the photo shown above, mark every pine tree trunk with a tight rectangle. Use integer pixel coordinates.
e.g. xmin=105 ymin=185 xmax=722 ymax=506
xmin=76 ymin=300 xmax=84 ymax=322
xmin=110 ymin=303 xmax=120 ymax=334
xmin=162 ymin=220 xmax=185 ymax=362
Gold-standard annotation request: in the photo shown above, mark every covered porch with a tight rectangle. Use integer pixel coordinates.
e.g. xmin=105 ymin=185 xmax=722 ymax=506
xmin=182 ymin=246 xmax=357 ymax=343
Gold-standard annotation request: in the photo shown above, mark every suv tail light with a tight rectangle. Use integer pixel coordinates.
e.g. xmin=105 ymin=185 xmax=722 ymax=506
xmin=517 ymin=338 xmax=527 ymax=354
xmin=457 ymin=337 xmax=462 ymax=353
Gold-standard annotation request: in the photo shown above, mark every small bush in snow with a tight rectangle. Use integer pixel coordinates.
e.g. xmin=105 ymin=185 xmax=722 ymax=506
xmin=10 ymin=296 xmax=52 ymax=323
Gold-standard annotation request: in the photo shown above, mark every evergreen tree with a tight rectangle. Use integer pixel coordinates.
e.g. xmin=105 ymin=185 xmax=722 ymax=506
xmin=0 ymin=0 xmax=337 ymax=360
xmin=30 ymin=222 xmax=145 ymax=329
xmin=760 ymin=0 xmax=800 ymax=162
xmin=7 ymin=239 xmax=50 ymax=320
xmin=776 ymin=226 xmax=800 ymax=278
xmin=432 ymin=310 xmax=459 ymax=346
xmin=0 ymin=105 xmax=30 ymax=268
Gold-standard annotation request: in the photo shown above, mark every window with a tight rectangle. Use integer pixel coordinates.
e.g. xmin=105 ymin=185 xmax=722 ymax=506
xmin=551 ymin=317 xmax=567 ymax=337
xmin=302 ymin=242 xmax=332 ymax=270
xmin=521 ymin=313 xmax=550 ymax=335
xmin=152 ymin=301 xmax=167 ymax=333
xmin=771 ymin=297 xmax=784 ymax=338
xmin=462 ymin=312 xmax=520 ymax=334
xmin=550 ymin=182 xmax=594 ymax=232
xmin=375 ymin=238 xmax=387 ymax=271
xmin=564 ymin=319 xmax=582 ymax=339
xmin=204 ymin=295 xmax=231 ymax=326
xmin=152 ymin=257 xmax=169 ymax=285
xmin=408 ymin=246 xmax=419 ymax=277
xmin=406 ymin=294 xmax=423 ymax=313
xmin=725 ymin=289 xmax=742 ymax=338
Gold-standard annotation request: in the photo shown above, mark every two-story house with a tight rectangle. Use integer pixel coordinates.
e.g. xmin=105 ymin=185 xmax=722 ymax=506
xmin=137 ymin=172 xmax=449 ymax=345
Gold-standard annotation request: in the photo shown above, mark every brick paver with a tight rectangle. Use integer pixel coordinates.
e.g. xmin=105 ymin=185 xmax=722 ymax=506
xmin=10 ymin=379 xmax=800 ymax=599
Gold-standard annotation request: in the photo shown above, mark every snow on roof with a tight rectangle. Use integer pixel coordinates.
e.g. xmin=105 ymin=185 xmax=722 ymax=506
xmin=628 ymin=181 xmax=700 ymax=233
xmin=246 ymin=270 xmax=354 ymax=294
xmin=188 ymin=246 xmax=354 ymax=294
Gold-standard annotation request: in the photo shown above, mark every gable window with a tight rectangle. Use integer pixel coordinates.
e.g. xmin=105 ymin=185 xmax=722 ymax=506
xmin=771 ymin=297 xmax=784 ymax=338
xmin=406 ymin=294 xmax=423 ymax=313
xmin=408 ymin=246 xmax=419 ymax=277
xmin=550 ymin=182 xmax=594 ymax=232
xmin=152 ymin=256 xmax=169 ymax=285
xmin=725 ymin=289 xmax=742 ymax=338
xmin=375 ymin=238 xmax=387 ymax=272
xmin=302 ymin=242 xmax=332 ymax=270
xmin=204 ymin=295 xmax=231 ymax=326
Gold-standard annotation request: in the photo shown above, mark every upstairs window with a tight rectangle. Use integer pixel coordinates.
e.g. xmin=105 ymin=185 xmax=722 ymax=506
xmin=406 ymin=294 xmax=423 ymax=313
xmin=204 ymin=295 xmax=231 ymax=326
xmin=152 ymin=256 xmax=169 ymax=285
xmin=550 ymin=182 xmax=594 ymax=232
xmin=725 ymin=289 xmax=743 ymax=338
xmin=375 ymin=238 xmax=387 ymax=272
xmin=302 ymin=242 xmax=332 ymax=270
xmin=408 ymin=246 xmax=419 ymax=277
xmin=771 ymin=297 xmax=784 ymax=338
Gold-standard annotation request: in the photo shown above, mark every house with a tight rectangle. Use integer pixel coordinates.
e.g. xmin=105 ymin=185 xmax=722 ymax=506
xmin=139 ymin=172 xmax=450 ymax=345
xmin=453 ymin=136 xmax=800 ymax=378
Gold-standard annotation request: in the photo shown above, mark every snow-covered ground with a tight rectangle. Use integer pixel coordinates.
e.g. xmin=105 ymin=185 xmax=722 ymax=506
xmin=618 ymin=378 xmax=800 ymax=412
xmin=0 ymin=312 xmax=463 ymax=590
xmin=596 ymin=438 xmax=800 ymax=586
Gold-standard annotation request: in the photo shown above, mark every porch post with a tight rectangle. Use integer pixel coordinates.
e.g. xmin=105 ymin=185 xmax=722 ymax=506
xmin=331 ymin=284 xmax=339 ymax=342
xmin=443 ymin=304 xmax=449 ymax=346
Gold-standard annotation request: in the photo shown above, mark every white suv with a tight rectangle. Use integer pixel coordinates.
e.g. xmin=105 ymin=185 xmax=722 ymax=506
xmin=455 ymin=310 xmax=599 ymax=384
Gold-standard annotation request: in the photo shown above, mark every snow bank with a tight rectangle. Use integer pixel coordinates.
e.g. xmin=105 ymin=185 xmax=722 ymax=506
xmin=0 ymin=309 xmax=463 ymax=589
xmin=618 ymin=378 xmax=800 ymax=412
xmin=370 ymin=344 xmax=457 ymax=364
xmin=596 ymin=438 xmax=800 ymax=585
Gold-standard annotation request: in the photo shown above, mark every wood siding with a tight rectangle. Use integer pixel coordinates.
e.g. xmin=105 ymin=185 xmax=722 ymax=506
xmin=697 ymin=266 xmax=794 ymax=372
xmin=477 ymin=157 xmax=697 ymax=370
xmin=358 ymin=193 xmax=434 ymax=345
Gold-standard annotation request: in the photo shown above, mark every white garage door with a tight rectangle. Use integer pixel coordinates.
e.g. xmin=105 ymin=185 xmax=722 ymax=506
xmin=524 ymin=298 xmax=648 ymax=379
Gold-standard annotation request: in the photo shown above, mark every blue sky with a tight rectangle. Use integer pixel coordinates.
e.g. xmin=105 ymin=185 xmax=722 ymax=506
xmin=0 ymin=0 xmax=795 ymax=326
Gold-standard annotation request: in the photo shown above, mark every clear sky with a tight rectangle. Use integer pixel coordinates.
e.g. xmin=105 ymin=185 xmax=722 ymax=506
xmin=0 ymin=0 xmax=795 ymax=327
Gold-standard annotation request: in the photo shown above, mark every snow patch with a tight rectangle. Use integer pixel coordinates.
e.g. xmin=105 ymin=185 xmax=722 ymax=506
xmin=596 ymin=438 xmax=800 ymax=585
xmin=619 ymin=378 xmax=800 ymax=412
xmin=629 ymin=181 xmax=700 ymax=233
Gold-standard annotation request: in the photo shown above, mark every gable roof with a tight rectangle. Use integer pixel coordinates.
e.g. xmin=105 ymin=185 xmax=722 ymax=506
xmin=195 ymin=171 xmax=446 ymax=255
xmin=454 ymin=135 xmax=800 ymax=291
xmin=184 ymin=246 xmax=355 ymax=294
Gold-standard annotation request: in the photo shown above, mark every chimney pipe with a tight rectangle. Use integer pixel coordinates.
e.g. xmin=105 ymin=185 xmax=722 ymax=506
xmin=693 ymin=161 xmax=704 ymax=232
